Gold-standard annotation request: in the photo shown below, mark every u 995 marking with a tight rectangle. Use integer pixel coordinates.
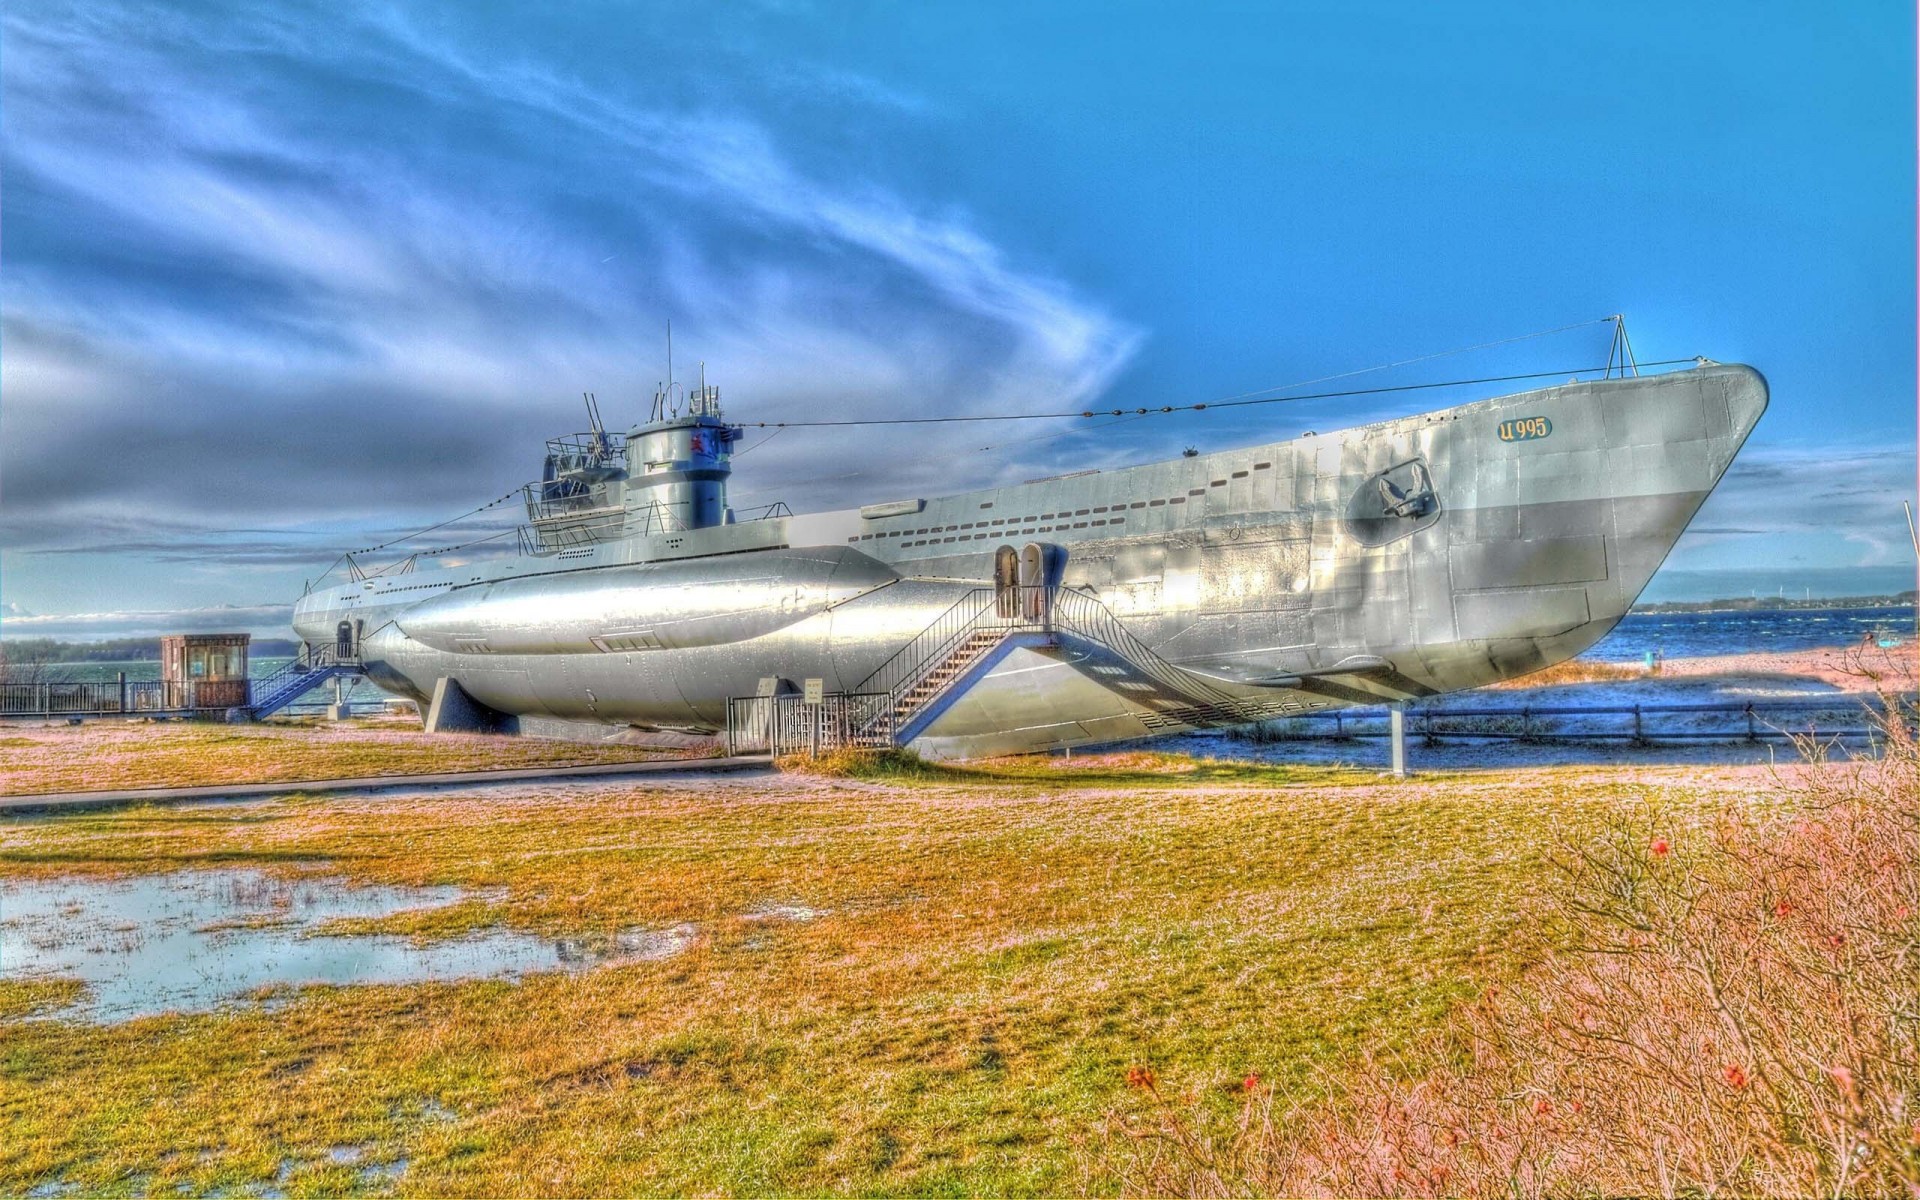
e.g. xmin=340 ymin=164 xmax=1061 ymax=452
xmin=1497 ymin=415 xmax=1553 ymax=442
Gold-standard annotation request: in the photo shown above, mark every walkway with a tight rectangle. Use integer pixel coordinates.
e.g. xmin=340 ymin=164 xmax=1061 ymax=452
xmin=0 ymin=755 xmax=773 ymax=815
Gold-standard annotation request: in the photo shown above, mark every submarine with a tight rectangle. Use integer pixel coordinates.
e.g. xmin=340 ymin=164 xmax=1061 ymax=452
xmin=291 ymin=359 xmax=1766 ymax=757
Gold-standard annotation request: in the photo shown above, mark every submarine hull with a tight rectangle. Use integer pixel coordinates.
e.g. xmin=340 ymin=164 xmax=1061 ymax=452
xmin=294 ymin=364 xmax=1767 ymax=756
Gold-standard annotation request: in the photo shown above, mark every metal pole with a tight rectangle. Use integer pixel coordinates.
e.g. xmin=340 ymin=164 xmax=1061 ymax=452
xmin=1905 ymin=500 xmax=1919 ymax=639
xmin=118 ymin=672 xmax=127 ymax=714
xmin=1388 ymin=701 xmax=1408 ymax=778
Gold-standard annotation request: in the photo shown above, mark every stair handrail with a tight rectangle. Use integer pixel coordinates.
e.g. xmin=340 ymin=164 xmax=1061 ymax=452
xmin=247 ymin=642 xmax=362 ymax=711
xmin=852 ymin=583 xmax=1257 ymax=745
xmin=854 ymin=585 xmax=1064 ymax=711
xmin=853 ymin=588 xmax=996 ymax=703
xmin=1047 ymin=587 xmax=1247 ymax=717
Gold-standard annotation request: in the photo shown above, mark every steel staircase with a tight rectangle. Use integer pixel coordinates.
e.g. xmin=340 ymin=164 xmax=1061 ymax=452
xmin=850 ymin=585 xmax=1274 ymax=745
xmin=728 ymin=585 xmax=1325 ymax=755
xmin=852 ymin=588 xmax=1050 ymax=742
xmin=248 ymin=644 xmax=365 ymax=719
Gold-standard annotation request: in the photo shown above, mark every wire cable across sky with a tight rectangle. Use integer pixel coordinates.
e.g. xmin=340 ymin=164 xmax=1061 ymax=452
xmin=734 ymin=359 xmax=1701 ymax=429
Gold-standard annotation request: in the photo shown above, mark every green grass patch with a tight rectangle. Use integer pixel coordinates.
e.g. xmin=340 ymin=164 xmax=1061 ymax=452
xmin=0 ymin=978 xmax=87 ymax=1021
xmin=0 ymin=764 xmax=1750 ymax=1194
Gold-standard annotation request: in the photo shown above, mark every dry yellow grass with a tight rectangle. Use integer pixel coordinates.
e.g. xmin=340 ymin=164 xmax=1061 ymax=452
xmin=1487 ymin=658 xmax=1644 ymax=688
xmin=0 ymin=752 xmax=1777 ymax=1196
xmin=0 ymin=718 xmax=706 ymax=796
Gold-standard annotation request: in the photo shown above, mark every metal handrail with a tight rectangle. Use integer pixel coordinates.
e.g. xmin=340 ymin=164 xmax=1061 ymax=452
xmin=1245 ymin=695 xmax=1918 ymax=744
xmin=854 ymin=588 xmax=1029 ymax=709
xmin=1046 ymin=588 xmax=1247 ymax=718
xmin=726 ymin=692 xmax=894 ymax=756
xmin=0 ymin=678 xmax=254 ymax=716
xmin=853 ymin=584 xmax=1248 ymax=735
xmin=247 ymin=643 xmax=361 ymax=710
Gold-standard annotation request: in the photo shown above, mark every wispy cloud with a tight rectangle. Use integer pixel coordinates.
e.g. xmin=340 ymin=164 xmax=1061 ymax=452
xmin=0 ymin=603 xmax=295 ymax=641
xmin=1677 ymin=444 xmax=1915 ymax=568
xmin=1 ymin=0 xmax=1140 ymax=580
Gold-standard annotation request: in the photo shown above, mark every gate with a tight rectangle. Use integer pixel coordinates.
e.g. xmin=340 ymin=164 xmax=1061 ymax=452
xmin=725 ymin=693 xmax=894 ymax=757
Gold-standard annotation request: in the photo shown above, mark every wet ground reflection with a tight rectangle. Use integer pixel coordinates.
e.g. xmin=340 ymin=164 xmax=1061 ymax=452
xmin=1 ymin=869 xmax=694 ymax=1022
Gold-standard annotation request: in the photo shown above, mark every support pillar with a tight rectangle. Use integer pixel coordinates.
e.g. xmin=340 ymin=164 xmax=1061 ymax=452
xmin=1388 ymin=701 xmax=1409 ymax=778
xmin=424 ymin=677 xmax=518 ymax=735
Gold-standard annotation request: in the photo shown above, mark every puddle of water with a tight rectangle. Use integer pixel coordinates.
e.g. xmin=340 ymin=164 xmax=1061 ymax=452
xmin=1 ymin=870 xmax=695 ymax=1023
xmin=357 ymin=1157 xmax=409 ymax=1186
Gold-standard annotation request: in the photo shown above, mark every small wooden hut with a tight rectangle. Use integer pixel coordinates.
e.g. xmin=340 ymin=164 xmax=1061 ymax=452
xmin=160 ymin=633 xmax=250 ymax=709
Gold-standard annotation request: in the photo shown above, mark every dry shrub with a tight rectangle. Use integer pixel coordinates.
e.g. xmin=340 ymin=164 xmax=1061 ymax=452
xmin=1121 ymin=698 xmax=1920 ymax=1197
xmin=775 ymin=745 xmax=959 ymax=780
xmin=1490 ymin=657 xmax=1644 ymax=688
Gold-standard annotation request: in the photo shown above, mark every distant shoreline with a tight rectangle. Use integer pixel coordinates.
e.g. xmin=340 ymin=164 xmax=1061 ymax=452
xmin=0 ymin=637 xmax=301 ymax=664
xmin=1630 ymin=595 xmax=1915 ymax=615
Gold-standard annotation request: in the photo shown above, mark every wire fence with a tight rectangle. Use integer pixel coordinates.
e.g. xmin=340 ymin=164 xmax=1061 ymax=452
xmin=1234 ymin=697 xmax=1916 ymax=745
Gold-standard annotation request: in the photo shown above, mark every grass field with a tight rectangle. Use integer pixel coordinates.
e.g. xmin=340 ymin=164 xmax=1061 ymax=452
xmin=0 ymin=747 xmax=1775 ymax=1196
xmin=0 ymin=718 xmax=705 ymax=796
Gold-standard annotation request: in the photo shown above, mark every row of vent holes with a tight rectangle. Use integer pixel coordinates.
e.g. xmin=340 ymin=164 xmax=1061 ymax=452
xmin=852 ymin=461 xmax=1273 ymax=545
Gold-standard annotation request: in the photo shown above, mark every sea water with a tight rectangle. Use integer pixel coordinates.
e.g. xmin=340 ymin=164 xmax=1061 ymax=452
xmin=1586 ymin=605 xmax=1913 ymax=661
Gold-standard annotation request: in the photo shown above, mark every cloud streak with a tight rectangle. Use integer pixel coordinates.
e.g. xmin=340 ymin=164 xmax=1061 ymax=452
xmin=1 ymin=0 xmax=1141 ymax=584
xmin=1675 ymin=444 xmax=1915 ymax=570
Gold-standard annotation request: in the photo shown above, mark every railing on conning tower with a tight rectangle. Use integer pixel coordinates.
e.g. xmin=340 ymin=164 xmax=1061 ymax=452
xmin=515 ymin=493 xmax=793 ymax=556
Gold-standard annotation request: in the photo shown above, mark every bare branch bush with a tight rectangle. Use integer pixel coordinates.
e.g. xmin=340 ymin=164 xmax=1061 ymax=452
xmin=0 ymin=643 xmax=73 ymax=689
xmin=1117 ymin=691 xmax=1920 ymax=1197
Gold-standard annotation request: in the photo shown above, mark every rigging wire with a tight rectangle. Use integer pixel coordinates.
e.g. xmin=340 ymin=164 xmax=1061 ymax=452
xmin=735 ymin=358 xmax=1700 ymax=429
xmin=731 ymin=317 xmax=1636 ymax=497
xmin=1178 ymin=315 xmax=1623 ymax=409
xmin=344 ymin=489 xmax=519 ymax=557
xmin=323 ymin=318 xmax=1683 ymax=569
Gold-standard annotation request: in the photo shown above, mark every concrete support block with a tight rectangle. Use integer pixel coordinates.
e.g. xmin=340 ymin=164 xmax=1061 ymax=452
xmin=327 ymin=703 xmax=352 ymax=722
xmin=424 ymin=677 xmax=519 ymax=735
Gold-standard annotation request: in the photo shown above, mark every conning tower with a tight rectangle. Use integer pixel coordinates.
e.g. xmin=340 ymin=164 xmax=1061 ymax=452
xmin=624 ymin=384 xmax=741 ymax=530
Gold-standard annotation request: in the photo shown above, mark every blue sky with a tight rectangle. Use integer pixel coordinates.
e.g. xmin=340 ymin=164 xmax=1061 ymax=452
xmin=2 ymin=0 xmax=1914 ymax=639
